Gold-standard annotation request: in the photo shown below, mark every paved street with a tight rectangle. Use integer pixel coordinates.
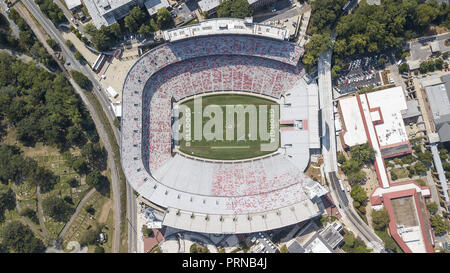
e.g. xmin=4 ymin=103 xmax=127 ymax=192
xmin=318 ymin=42 xmax=384 ymax=252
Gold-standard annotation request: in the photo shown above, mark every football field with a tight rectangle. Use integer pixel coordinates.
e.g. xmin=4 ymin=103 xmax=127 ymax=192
xmin=178 ymin=94 xmax=280 ymax=160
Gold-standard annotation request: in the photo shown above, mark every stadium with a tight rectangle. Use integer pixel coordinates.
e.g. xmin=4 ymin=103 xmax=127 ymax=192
xmin=121 ymin=18 xmax=327 ymax=234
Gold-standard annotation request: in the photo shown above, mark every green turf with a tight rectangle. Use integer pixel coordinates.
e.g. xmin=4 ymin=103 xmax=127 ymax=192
xmin=178 ymin=94 xmax=280 ymax=160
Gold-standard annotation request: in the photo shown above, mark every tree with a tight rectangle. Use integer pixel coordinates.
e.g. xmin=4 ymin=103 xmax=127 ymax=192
xmin=390 ymin=170 xmax=398 ymax=180
xmin=85 ymin=204 xmax=95 ymax=215
xmin=417 ymin=150 xmax=433 ymax=165
xmin=81 ymin=142 xmax=107 ymax=171
xmin=427 ymin=202 xmax=438 ymax=215
xmin=66 ymin=177 xmax=78 ymax=188
xmin=86 ymin=170 xmax=103 ymax=187
xmin=46 ymin=39 xmax=57 ymax=50
xmin=70 ymin=70 xmax=91 ymax=91
xmin=337 ymin=152 xmax=346 ymax=164
xmin=156 ymin=8 xmax=173 ymax=30
xmin=347 ymin=170 xmax=366 ymax=185
xmin=20 ymin=208 xmax=39 ymax=224
xmin=42 ymin=195 xmax=73 ymax=222
xmin=416 ymin=3 xmax=438 ymax=28
xmin=83 ymin=23 xmax=97 ymax=36
xmin=350 ymin=143 xmax=375 ymax=164
xmin=94 ymin=246 xmax=105 ymax=253
xmin=280 ymin=245 xmax=288 ymax=253
xmin=138 ymin=24 xmax=152 ymax=37
xmin=65 ymin=39 xmax=74 ymax=50
xmin=377 ymin=57 xmax=386 ymax=67
xmin=30 ymin=165 xmax=58 ymax=193
xmin=217 ymin=0 xmax=253 ymax=19
xmin=0 ymin=187 xmax=15 ymax=222
xmin=372 ymin=208 xmax=390 ymax=231
xmin=412 ymin=162 xmax=427 ymax=175
xmin=398 ymin=63 xmax=409 ymax=73
xmin=74 ymin=50 xmax=84 ymax=62
xmin=124 ymin=15 xmax=138 ymax=33
xmin=67 ymin=125 xmax=85 ymax=147
xmin=350 ymin=185 xmax=367 ymax=204
xmin=341 ymin=159 xmax=362 ymax=175
xmin=1 ymin=221 xmax=45 ymax=253
xmin=430 ymin=215 xmax=448 ymax=235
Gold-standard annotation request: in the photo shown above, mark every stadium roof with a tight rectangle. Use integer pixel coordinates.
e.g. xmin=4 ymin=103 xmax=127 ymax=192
xmin=162 ymin=18 xmax=290 ymax=42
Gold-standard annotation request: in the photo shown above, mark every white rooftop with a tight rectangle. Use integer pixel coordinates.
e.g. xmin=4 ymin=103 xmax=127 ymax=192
xmin=339 ymin=96 xmax=367 ymax=146
xmin=340 ymin=86 xmax=408 ymax=149
xmin=144 ymin=0 xmax=170 ymax=16
xmin=366 ymin=86 xmax=408 ymax=148
xmin=163 ymin=18 xmax=290 ymax=42
xmin=198 ymin=0 xmax=220 ymax=12
xmin=304 ymin=236 xmax=332 ymax=253
xmin=64 ymin=0 xmax=82 ymax=10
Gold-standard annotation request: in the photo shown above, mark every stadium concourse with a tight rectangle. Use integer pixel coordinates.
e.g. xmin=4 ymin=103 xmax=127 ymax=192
xmin=121 ymin=18 xmax=326 ymax=234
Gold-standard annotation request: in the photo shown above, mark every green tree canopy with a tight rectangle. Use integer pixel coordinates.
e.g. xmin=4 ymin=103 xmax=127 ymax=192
xmin=42 ymin=195 xmax=73 ymax=222
xmin=1 ymin=221 xmax=45 ymax=253
xmin=372 ymin=208 xmax=390 ymax=231
xmin=430 ymin=215 xmax=448 ymax=235
xmin=217 ymin=0 xmax=253 ymax=19
xmin=350 ymin=185 xmax=368 ymax=204
xmin=156 ymin=8 xmax=174 ymax=30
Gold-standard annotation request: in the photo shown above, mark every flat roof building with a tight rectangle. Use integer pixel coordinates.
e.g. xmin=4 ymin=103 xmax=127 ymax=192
xmin=84 ymin=0 xmax=170 ymax=28
xmin=64 ymin=0 xmax=82 ymax=11
xmin=424 ymin=74 xmax=450 ymax=143
xmin=338 ymin=86 xmax=412 ymax=188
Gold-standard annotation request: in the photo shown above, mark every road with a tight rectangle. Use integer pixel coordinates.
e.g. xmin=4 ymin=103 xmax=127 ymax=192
xmin=254 ymin=3 xmax=307 ymax=24
xmin=18 ymin=0 xmax=122 ymax=252
xmin=318 ymin=39 xmax=384 ymax=252
xmin=127 ymin=183 xmax=138 ymax=253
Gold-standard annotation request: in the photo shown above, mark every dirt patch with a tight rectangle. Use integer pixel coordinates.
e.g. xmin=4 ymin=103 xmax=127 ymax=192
xmin=98 ymin=199 xmax=112 ymax=224
xmin=423 ymin=25 xmax=449 ymax=36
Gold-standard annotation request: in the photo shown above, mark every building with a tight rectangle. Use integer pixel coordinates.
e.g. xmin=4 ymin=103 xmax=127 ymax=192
xmin=84 ymin=0 xmax=170 ymax=28
xmin=144 ymin=0 xmax=170 ymax=16
xmin=64 ymin=0 xmax=82 ymax=11
xmin=338 ymin=86 xmax=412 ymax=188
xmin=371 ymin=182 xmax=434 ymax=253
xmin=286 ymin=221 xmax=343 ymax=253
xmin=424 ymin=74 xmax=450 ymax=143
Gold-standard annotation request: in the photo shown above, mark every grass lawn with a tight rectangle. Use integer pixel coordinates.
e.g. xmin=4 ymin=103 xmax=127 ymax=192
xmin=61 ymin=191 xmax=112 ymax=252
xmin=391 ymin=168 xmax=409 ymax=180
xmin=178 ymin=94 xmax=280 ymax=160
xmin=375 ymin=229 xmax=403 ymax=253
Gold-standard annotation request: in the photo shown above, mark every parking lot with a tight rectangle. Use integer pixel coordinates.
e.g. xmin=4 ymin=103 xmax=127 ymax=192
xmin=171 ymin=1 xmax=197 ymax=25
xmin=335 ymin=56 xmax=384 ymax=94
